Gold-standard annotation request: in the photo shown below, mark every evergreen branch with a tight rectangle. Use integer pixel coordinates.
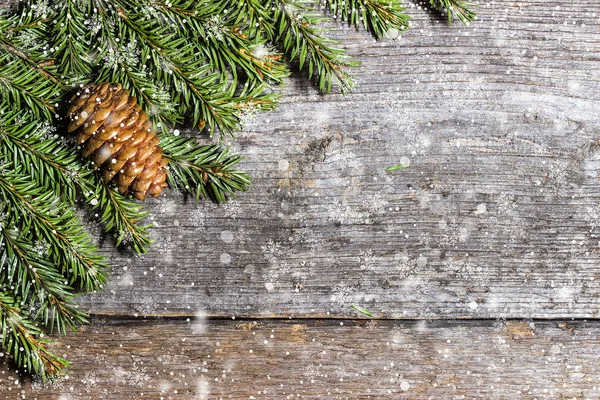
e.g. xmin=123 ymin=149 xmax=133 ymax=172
xmin=113 ymin=5 xmax=267 ymax=137
xmin=429 ymin=0 xmax=476 ymax=25
xmin=0 ymin=107 xmax=79 ymax=201
xmin=0 ymin=36 xmax=63 ymax=87
xmin=50 ymin=0 xmax=93 ymax=76
xmin=147 ymin=0 xmax=289 ymax=85
xmin=78 ymin=173 xmax=152 ymax=254
xmin=319 ymin=0 xmax=410 ymax=38
xmin=161 ymin=136 xmax=251 ymax=203
xmin=272 ymin=0 xmax=359 ymax=93
xmin=0 ymin=224 xmax=86 ymax=335
xmin=0 ymin=291 xmax=69 ymax=380
xmin=0 ymin=172 xmax=107 ymax=297
xmin=0 ymin=57 xmax=60 ymax=120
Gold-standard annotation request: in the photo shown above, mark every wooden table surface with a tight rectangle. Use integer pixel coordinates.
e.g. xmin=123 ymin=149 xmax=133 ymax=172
xmin=2 ymin=0 xmax=600 ymax=398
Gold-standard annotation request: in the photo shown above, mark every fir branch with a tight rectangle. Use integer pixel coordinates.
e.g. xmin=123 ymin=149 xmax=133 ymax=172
xmin=272 ymin=0 xmax=359 ymax=93
xmin=0 ymin=172 xmax=106 ymax=300
xmin=78 ymin=173 xmax=152 ymax=254
xmin=0 ymin=224 xmax=87 ymax=335
xmin=319 ymin=0 xmax=410 ymax=38
xmin=0 ymin=107 xmax=79 ymax=201
xmin=50 ymin=0 xmax=93 ymax=76
xmin=0 ymin=57 xmax=60 ymax=120
xmin=429 ymin=0 xmax=477 ymax=25
xmin=113 ymin=4 xmax=280 ymax=137
xmin=0 ymin=291 xmax=69 ymax=380
xmin=161 ymin=136 xmax=251 ymax=203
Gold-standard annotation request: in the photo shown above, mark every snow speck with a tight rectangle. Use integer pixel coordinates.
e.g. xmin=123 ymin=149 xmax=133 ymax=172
xmin=220 ymin=253 xmax=231 ymax=264
xmin=90 ymin=198 xmax=98 ymax=206
xmin=173 ymin=129 xmax=180 ymax=136
xmin=80 ymin=111 xmax=88 ymax=118
xmin=220 ymin=230 xmax=234 ymax=243
xmin=399 ymin=156 xmax=411 ymax=167
xmin=278 ymin=159 xmax=290 ymax=171
xmin=265 ymin=282 xmax=275 ymax=291
xmin=468 ymin=301 xmax=478 ymax=310
xmin=400 ymin=381 xmax=410 ymax=391
xmin=476 ymin=203 xmax=487 ymax=214
xmin=416 ymin=256 xmax=427 ymax=267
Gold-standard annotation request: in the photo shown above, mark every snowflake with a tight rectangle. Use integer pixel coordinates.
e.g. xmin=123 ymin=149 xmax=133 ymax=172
xmin=261 ymin=239 xmax=284 ymax=262
xmin=83 ymin=14 xmax=102 ymax=35
xmin=29 ymin=0 xmax=51 ymax=18
xmin=547 ymin=159 xmax=572 ymax=188
xmin=495 ymin=193 xmax=517 ymax=216
xmin=331 ymin=282 xmax=354 ymax=305
xmin=406 ymin=132 xmax=430 ymax=156
xmin=103 ymin=41 xmax=140 ymax=70
xmin=204 ymin=15 xmax=225 ymax=41
xmin=33 ymin=239 xmax=50 ymax=257
xmin=220 ymin=200 xmax=243 ymax=219
xmin=396 ymin=250 xmax=417 ymax=279
xmin=358 ymin=249 xmax=375 ymax=271
xmin=365 ymin=320 xmax=378 ymax=331
xmin=188 ymin=208 xmax=206 ymax=226
xmin=304 ymin=363 xmax=323 ymax=382
xmin=439 ymin=219 xmax=460 ymax=248
xmin=418 ymin=231 xmax=432 ymax=249
xmin=584 ymin=204 xmax=600 ymax=231
xmin=156 ymin=236 xmax=174 ymax=254
xmin=362 ymin=193 xmax=387 ymax=215
xmin=327 ymin=198 xmax=355 ymax=224
xmin=134 ymin=296 xmax=158 ymax=318
xmin=113 ymin=363 xmax=151 ymax=387
xmin=442 ymin=257 xmax=470 ymax=276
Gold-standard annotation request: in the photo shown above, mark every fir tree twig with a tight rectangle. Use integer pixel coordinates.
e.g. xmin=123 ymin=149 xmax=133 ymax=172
xmin=0 ymin=291 xmax=69 ymax=380
xmin=319 ymin=0 xmax=410 ymax=38
xmin=429 ymin=0 xmax=477 ymax=25
xmin=161 ymin=136 xmax=251 ymax=203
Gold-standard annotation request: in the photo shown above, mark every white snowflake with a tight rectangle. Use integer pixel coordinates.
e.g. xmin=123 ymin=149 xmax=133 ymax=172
xmin=396 ymin=250 xmax=417 ymax=279
xmin=362 ymin=193 xmax=387 ymax=215
xmin=547 ymin=159 xmax=572 ymax=188
xmin=261 ymin=239 xmax=285 ymax=262
xmin=330 ymin=282 xmax=354 ymax=305
xmin=495 ymin=193 xmax=517 ymax=216
xmin=584 ymin=204 xmax=600 ymax=231
xmin=134 ymin=296 xmax=158 ymax=318
xmin=439 ymin=218 xmax=460 ymax=248
xmin=327 ymin=198 xmax=358 ymax=224
xmin=188 ymin=208 xmax=206 ymax=226
xmin=358 ymin=249 xmax=376 ymax=271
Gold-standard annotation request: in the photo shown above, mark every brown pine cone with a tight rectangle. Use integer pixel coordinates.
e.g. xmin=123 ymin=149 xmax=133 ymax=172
xmin=67 ymin=82 xmax=168 ymax=200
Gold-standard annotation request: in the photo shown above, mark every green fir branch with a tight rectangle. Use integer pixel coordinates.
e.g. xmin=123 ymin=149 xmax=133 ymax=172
xmin=0 ymin=224 xmax=87 ymax=335
xmin=272 ymin=0 xmax=359 ymax=93
xmin=429 ymin=0 xmax=477 ymax=25
xmin=161 ymin=136 xmax=251 ymax=203
xmin=77 ymin=172 xmax=152 ymax=254
xmin=50 ymin=0 xmax=94 ymax=77
xmin=0 ymin=291 xmax=69 ymax=380
xmin=319 ymin=0 xmax=410 ymax=38
xmin=0 ymin=107 xmax=79 ymax=201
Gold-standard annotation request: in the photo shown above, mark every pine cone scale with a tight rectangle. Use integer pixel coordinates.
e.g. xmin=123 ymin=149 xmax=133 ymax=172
xmin=68 ymin=83 xmax=169 ymax=200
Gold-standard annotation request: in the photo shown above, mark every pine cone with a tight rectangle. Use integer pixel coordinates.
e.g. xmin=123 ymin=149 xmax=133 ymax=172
xmin=67 ymin=82 xmax=168 ymax=200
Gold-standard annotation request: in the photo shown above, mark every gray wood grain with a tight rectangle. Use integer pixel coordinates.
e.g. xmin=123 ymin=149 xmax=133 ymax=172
xmin=68 ymin=0 xmax=600 ymax=319
xmin=1 ymin=318 xmax=598 ymax=399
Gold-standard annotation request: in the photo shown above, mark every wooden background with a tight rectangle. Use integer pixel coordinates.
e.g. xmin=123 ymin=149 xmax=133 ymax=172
xmin=2 ymin=0 xmax=600 ymax=398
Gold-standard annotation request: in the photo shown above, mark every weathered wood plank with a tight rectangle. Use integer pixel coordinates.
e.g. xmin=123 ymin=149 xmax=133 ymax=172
xmin=67 ymin=0 xmax=600 ymax=319
xmin=1 ymin=318 xmax=598 ymax=399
